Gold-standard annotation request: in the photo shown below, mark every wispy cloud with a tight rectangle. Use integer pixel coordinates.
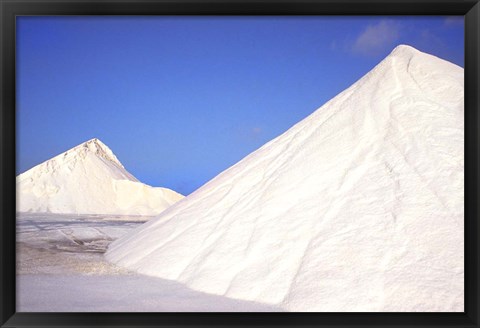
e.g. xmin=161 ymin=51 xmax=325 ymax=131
xmin=418 ymin=29 xmax=446 ymax=49
xmin=236 ymin=126 xmax=264 ymax=142
xmin=351 ymin=20 xmax=401 ymax=56
xmin=443 ymin=16 xmax=463 ymax=27
xmin=330 ymin=40 xmax=339 ymax=51
xmin=251 ymin=127 xmax=262 ymax=135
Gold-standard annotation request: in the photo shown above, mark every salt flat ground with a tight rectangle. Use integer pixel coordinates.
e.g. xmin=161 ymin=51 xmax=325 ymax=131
xmin=16 ymin=213 xmax=281 ymax=312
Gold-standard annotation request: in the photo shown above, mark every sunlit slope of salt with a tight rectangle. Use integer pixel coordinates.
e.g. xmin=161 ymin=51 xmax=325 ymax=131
xmin=17 ymin=138 xmax=184 ymax=215
xmin=106 ymin=45 xmax=464 ymax=311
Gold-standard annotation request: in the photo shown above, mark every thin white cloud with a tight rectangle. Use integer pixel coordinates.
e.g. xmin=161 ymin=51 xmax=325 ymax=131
xmin=330 ymin=40 xmax=338 ymax=51
xmin=351 ymin=20 xmax=401 ymax=56
xmin=251 ymin=127 xmax=262 ymax=135
xmin=419 ymin=29 xmax=446 ymax=49
xmin=443 ymin=16 xmax=464 ymax=27
xmin=235 ymin=125 xmax=263 ymax=142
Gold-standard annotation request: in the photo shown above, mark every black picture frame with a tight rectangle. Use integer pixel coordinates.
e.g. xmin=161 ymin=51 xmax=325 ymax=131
xmin=1 ymin=0 xmax=478 ymax=327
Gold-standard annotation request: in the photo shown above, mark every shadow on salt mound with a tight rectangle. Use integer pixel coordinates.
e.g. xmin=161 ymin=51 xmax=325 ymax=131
xmin=17 ymin=274 xmax=284 ymax=312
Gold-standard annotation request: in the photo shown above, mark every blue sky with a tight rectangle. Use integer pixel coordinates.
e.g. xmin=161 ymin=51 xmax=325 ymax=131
xmin=17 ymin=16 xmax=464 ymax=195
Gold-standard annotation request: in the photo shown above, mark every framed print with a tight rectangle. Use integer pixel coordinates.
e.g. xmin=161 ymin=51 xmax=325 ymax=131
xmin=1 ymin=0 xmax=479 ymax=327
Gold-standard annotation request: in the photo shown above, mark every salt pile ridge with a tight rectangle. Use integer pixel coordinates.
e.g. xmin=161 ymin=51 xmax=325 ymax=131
xmin=106 ymin=45 xmax=464 ymax=311
xmin=17 ymin=138 xmax=184 ymax=215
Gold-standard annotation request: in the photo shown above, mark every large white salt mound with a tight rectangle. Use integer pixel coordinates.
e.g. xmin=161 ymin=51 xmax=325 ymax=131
xmin=17 ymin=138 xmax=184 ymax=215
xmin=106 ymin=45 xmax=464 ymax=311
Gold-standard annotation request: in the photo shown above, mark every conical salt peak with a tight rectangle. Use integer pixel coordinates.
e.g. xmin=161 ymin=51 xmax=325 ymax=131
xmin=389 ymin=44 xmax=421 ymax=58
xmin=76 ymin=138 xmax=124 ymax=168
xmin=354 ymin=44 xmax=423 ymax=87
xmin=84 ymin=138 xmax=108 ymax=152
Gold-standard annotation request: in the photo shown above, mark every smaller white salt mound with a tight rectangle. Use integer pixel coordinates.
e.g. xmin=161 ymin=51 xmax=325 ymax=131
xmin=17 ymin=138 xmax=184 ymax=215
